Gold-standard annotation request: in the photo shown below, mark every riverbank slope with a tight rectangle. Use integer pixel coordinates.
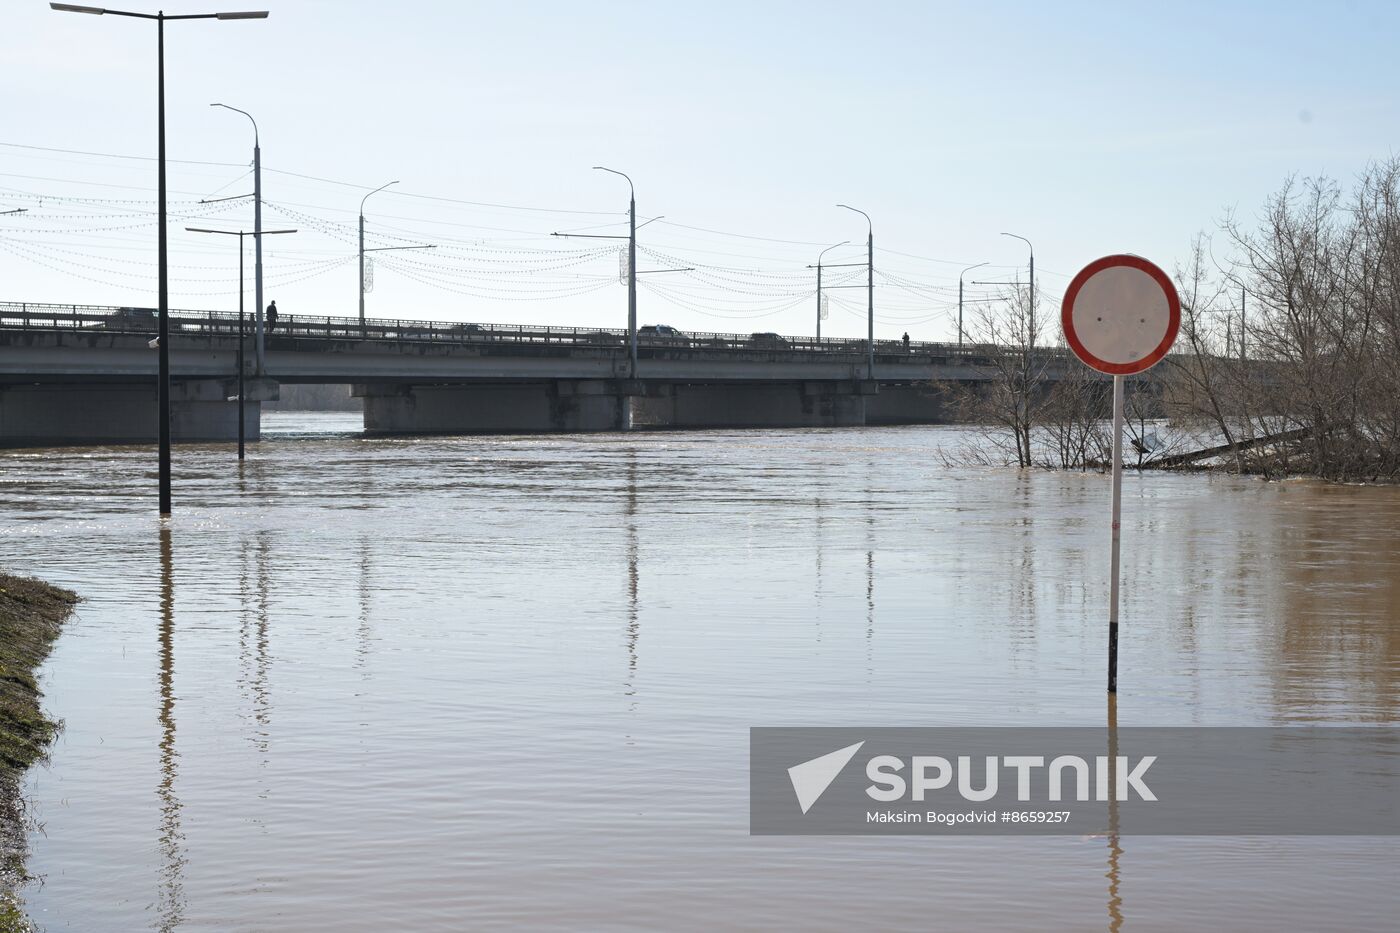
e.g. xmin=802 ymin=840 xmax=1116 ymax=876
xmin=0 ymin=574 xmax=77 ymax=932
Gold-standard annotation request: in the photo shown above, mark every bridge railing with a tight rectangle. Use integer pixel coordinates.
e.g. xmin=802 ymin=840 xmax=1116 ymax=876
xmin=0 ymin=299 xmax=1026 ymax=364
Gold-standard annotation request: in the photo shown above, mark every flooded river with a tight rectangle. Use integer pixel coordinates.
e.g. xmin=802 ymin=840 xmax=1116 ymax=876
xmin=4 ymin=414 xmax=1399 ymax=931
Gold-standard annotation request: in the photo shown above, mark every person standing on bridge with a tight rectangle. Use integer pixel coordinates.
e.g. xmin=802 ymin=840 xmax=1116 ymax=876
xmin=266 ymin=300 xmax=279 ymax=334
xmin=902 ymin=332 xmax=910 ymax=350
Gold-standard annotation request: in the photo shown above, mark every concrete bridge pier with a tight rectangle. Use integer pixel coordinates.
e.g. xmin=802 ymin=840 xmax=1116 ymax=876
xmin=356 ymin=380 xmax=627 ymax=434
xmin=352 ymin=375 xmax=873 ymax=434
xmin=633 ymin=380 xmax=873 ymax=429
xmin=0 ymin=377 xmax=278 ymax=446
xmin=355 ymin=379 xmax=875 ymax=435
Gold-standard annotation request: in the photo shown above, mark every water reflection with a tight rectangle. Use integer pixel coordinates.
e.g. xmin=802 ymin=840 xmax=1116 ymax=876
xmin=357 ymin=535 xmax=372 ymax=675
xmin=1105 ymin=693 xmax=1123 ymax=933
xmin=247 ymin=532 xmax=272 ymax=753
xmin=813 ymin=490 xmax=826 ymax=609
xmin=865 ymin=480 xmax=875 ymax=679
xmin=624 ymin=449 xmax=639 ymax=701
xmin=156 ymin=525 xmax=186 ymax=931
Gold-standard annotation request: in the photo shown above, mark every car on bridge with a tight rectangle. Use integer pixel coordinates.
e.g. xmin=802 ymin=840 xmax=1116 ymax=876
xmin=449 ymin=323 xmax=491 ymax=341
xmin=748 ymin=331 xmax=789 ymax=349
xmin=575 ymin=330 xmax=624 ymax=346
xmin=637 ymin=324 xmax=689 ymax=345
xmin=99 ymin=307 xmax=159 ymax=332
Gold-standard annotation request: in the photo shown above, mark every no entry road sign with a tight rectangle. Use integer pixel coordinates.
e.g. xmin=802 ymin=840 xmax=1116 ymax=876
xmin=1061 ymin=255 xmax=1180 ymax=375
xmin=1060 ymin=253 xmax=1181 ymax=695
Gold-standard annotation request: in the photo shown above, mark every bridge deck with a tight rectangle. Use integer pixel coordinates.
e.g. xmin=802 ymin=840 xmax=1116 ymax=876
xmin=0 ymin=300 xmax=1088 ymax=385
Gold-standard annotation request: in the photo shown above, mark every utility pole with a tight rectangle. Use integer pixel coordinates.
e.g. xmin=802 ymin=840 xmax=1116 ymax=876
xmin=211 ymin=103 xmax=265 ymax=372
xmin=360 ymin=180 xmax=398 ymax=330
xmin=809 ymin=241 xmax=849 ymax=343
xmin=1002 ymin=232 xmax=1035 ymax=351
xmin=237 ymin=233 xmax=245 ymax=457
xmin=958 ymin=261 xmax=988 ymax=347
xmin=553 ymin=170 xmax=687 ymax=387
xmin=628 ymin=184 xmax=637 ymax=377
xmin=866 ymin=230 xmax=873 ymax=374
xmin=837 ymin=205 xmax=874 ymax=378
xmin=253 ymin=130 xmax=262 ymax=369
xmin=593 ymin=167 xmax=639 ymax=378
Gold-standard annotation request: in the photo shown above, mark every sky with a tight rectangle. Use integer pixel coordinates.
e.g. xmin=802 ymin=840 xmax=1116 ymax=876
xmin=4 ymin=0 xmax=1399 ymax=341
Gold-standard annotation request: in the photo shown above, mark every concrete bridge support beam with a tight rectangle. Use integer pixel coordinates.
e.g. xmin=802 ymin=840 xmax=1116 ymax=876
xmin=0 ymin=377 xmax=276 ymax=446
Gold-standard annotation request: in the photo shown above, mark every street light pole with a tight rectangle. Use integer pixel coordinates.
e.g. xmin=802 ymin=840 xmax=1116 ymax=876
xmin=186 ymin=226 xmax=295 ymax=460
xmin=1001 ymin=232 xmax=1035 ymax=351
xmin=958 ymin=261 xmax=988 ymax=347
xmin=594 ymin=167 xmax=637 ymax=378
xmin=837 ymin=205 xmax=874 ymax=378
xmin=810 ymin=241 xmax=849 ymax=343
xmin=211 ymin=103 xmax=265 ymax=373
xmin=237 ymin=237 xmax=244 ymax=457
xmin=156 ymin=9 xmax=169 ymax=511
xmin=52 ymin=3 xmax=269 ymax=517
xmin=359 ymin=180 xmax=399 ymax=330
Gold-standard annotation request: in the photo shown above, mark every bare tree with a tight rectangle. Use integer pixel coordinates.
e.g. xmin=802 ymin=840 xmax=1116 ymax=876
xmin=1161 ymin=235 xmax=1248 ymax=472
xmin=1038 ymin=362 xmax=1108 ymax=469
xmin=1224 ymin=174 xmax=1376 ymax=479
xmin=943 ymin=282 xmax=1049 ymax=467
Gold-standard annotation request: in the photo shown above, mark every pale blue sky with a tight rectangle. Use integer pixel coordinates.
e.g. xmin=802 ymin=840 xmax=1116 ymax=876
xmin=4 ymin=0 xmax=1397 ymax=339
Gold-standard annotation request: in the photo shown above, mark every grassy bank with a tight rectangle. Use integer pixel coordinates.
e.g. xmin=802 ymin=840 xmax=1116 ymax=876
xmin=0 ymin=574 xmax=78 ymax=933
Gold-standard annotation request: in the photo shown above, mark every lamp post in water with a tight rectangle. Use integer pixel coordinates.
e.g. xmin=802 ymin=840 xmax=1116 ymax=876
xmin=186 ymin=227 xmax=295 ymax=459
xmin=50 ymin=2 xmax=270 ymax=516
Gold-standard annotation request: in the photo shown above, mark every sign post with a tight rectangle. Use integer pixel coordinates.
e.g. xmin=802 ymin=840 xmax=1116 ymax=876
xmin=1061 ymin=255 xmax=1180 ymax=693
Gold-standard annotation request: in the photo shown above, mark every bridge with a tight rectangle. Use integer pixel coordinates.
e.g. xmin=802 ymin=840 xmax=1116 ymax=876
xmin=0 ymin=300 xmax=1074 ymax=444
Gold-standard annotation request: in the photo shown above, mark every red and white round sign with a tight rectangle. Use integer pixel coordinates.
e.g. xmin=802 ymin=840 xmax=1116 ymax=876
xmin=1061 ymin=254 xmax=1180 ymax=375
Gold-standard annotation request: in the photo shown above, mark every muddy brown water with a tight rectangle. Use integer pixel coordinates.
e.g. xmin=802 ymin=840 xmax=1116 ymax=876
xmin=4 ymin=414 xmax=1399 ymax=931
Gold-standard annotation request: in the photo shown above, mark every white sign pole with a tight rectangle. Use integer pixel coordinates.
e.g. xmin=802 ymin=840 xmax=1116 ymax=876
xmin=1108 ymin=373 xmax=1124 ymax=693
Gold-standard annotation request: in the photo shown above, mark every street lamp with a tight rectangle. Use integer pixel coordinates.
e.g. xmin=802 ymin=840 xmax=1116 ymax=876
xmin=51 ymin=2 xmax=270 ymax=517
xmin=186 ymin=226 xmax=295 ymax=459
xmin=359 ymin=180 xmax=398 ymax=330
xmin=210 ymin=103 xmax=267 ymax=373
xmin=593 ymin=166 xmax=638 ymax=378
xmin=809 ymin=241 xmax=849 ymax=343
xmin=836 ymin=204 xmax=874 ymax=378
xmin=1001 ymin=231 xmax=1035 ymax=350
xmin=958 ymin=261 xmax=988 ymax=347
